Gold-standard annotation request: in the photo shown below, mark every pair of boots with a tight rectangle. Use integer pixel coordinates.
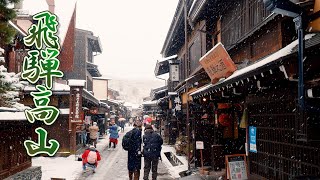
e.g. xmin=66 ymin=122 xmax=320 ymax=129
xmin=109 ymin=142 xmax=116 ymax=149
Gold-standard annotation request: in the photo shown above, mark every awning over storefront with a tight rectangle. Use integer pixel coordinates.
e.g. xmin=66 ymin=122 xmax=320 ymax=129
xmin=191 ymin=33 xmax=320 ymax=98
xmin=154 ymin=55 xmax=178 ymax=76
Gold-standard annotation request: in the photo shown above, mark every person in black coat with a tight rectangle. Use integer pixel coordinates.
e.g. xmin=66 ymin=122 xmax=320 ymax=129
xmin=143 ymin=124 xmax=163 ymax=180
xmin=128 ymin=121 xmax=143 ymax=180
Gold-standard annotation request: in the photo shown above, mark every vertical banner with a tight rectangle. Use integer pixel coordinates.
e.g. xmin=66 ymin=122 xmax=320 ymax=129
xmin=170 ymin=94 xmax=181 ymax=117
xmin=69 ymin=86 xmax=84 ymax=124
xmin=249 ymin=126 xmax=257 ymax=153
xmin=170 ymin=64 xmax=179 ymax=82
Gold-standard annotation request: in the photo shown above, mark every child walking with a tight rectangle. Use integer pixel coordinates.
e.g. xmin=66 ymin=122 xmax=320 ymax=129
xmin=109 ymin=119 xmax=119 ymax=149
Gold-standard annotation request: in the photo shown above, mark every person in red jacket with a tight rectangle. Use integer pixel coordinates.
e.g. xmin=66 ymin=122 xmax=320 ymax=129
xmin=82 ymin=145 xmax=101 ymax=173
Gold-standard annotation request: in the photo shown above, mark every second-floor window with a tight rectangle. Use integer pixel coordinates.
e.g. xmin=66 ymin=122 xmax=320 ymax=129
xmin=189 ymin=34 xmax=201 ymax=74
xmin=221 ymin=0 xmax=270 ymax=48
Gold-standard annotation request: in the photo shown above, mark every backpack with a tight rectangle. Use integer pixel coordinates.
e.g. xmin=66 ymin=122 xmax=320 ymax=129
xmin=122 ymin=130 xmax=134 ymax=151
xmin=87 ymin=150 xmax=97 ymax=164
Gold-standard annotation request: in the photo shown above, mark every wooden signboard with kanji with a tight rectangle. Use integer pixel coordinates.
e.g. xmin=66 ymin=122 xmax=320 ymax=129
xmin=199 ymin=43 xmax=237 ymax=84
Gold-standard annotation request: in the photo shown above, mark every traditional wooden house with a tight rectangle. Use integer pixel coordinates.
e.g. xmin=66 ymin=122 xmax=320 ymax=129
xmin=159 ymin=0 xmax=320 ymax=178
xmin=0 ymin=18 xmax=41 ymax=180
xmin=189 ymin=0 xmax=320 ymax=179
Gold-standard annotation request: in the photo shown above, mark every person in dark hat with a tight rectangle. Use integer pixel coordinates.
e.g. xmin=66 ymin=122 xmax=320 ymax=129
xmin=143 ymin=124 xmax=163 ymax=180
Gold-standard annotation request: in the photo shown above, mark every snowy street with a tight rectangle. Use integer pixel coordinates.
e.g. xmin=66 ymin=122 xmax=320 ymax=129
xmin=32 ymin=126 xmax=188 ymax=180
xmin=74 ymin=126 xmax=173 ymax=180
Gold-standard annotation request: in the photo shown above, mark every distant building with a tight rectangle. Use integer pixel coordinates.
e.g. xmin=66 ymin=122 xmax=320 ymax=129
xmin=64 ymin=28 xmax=102 ymax=91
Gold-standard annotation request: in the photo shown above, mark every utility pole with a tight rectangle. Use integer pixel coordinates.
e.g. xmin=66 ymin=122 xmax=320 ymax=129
xmin=184 ymin=0 xmax=190 ymax=171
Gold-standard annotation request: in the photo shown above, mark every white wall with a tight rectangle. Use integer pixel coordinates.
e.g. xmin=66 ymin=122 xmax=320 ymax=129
xmin=92 ymin=79 xmax=108 ymax=100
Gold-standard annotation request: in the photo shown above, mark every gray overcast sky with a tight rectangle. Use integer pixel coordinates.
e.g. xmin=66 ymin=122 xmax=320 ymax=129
xmin=76 ymin=0 xmax=179 ymax=80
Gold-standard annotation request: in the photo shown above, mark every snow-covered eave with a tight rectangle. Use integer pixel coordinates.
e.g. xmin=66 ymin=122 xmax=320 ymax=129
xmin=191 ymin=33 xmax=318 ymax=97
xmin=188 ymin=0 xmax=207 ymax=22
xmin=142 ymin=100 xmax=158 ymax=106
xmin=0 ymin=111 xmax=27 ymax=121
xmin=8 ymin=20 xmax=27 ymax=36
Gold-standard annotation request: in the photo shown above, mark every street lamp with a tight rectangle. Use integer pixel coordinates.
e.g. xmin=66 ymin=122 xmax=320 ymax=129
xmin=263 ymin=0 xmax=306 ymax=110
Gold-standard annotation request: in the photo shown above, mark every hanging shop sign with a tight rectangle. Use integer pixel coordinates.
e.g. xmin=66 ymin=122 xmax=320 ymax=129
xmin=171 ymin=95 xmax=182 ymax=117
xmin=196 ymin=141 xmax=204 ymax=149
xmin=170 ymin=64 xmax=179 ymax=82
xmin=199 ymin=42 xmax=237 ymax=84
xmin=69 ymin=87 xmax=84 ymax=123
xmin=225 ymin=154 xmax=248 ymax=180
xmin=249 ymin=126 xmax=257 ymax=153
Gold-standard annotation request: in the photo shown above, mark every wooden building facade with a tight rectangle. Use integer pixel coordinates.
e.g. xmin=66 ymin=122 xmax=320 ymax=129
xmin=160 ymin=0 xmax=320 ymax=178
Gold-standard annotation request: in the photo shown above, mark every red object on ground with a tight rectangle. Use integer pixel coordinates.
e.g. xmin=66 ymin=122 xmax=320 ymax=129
xmin=109 ymin=138 xmax=118 ymax=144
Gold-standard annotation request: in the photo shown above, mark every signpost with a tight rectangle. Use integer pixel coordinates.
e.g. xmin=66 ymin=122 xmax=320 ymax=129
xmin=68 ymin=79 xmax=85 ymax=154
xmin=249 ymin=126 xmax=257 ymax=153
xmin=196 ymin=141 xmax=204 ymax=174
xmin=225 ymin=154 xmax=248 ymax=180
xmin=199 ymin=42 xmax=237 ymax=84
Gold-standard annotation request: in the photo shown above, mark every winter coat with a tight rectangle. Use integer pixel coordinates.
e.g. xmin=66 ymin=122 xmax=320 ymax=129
xmin=143 ymin=129 xmax=163 ymax=159
xmin=127 ymin=127 xmax=142 ymax=171
xmin=82 ymin=148 xmax=101 ymax=166
xmin=109 ymin=125 xmax=119 ymax=139
xmin=89 ymin=125 xmax=99 ymax=139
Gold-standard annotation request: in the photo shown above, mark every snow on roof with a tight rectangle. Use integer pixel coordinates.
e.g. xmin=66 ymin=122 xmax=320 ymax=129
xmin=158 ymin=54 xmax=178 ymax=63
xmin=155 ymin=88 xmax=168 ymax=94
xmin=92 ymin=76 xmax=112 ymax=80
xmin=142 ymin=100 xmax=158 ymax=106
xmin=22 ymin=0 xmax=77 ymax=45
xmin=191 ymin=33 xmax=316 ymax=96
xmin=24 ymin=82 xmax=70 ymax=91
xmin=68 ymin=79 xmax=86 ymax=87
xmin=59 ymin=108 xmax=69 ymax=115
xmin=0 ymin=111 xmax=27 ymax=120
xmin=8 ymin=20 xmax=27 ymax=36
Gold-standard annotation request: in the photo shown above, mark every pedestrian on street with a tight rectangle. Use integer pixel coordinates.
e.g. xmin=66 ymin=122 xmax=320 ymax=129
xmin=89 ymin=122 xmax=99 ymax=148
xmin=120 ymin=120 xmax=125 ymax=132
xmin=142 ymin=124 xmax=163 ymax=180
xmin=82 ymin=145 xmax=101 ymax=173
xmin=80 ymin=123 xmax=87 ymax=147
xmin=125 ymin=120 xmax=143 ymax=180
xmin=109 ymin=119 xmax=119 ymax=149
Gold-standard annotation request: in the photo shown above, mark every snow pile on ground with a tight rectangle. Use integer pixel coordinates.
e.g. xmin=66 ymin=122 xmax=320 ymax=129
xmin=161 ymin=145 xmax=188 ymax=179
xmin=32 ymin=155 xmax=82 ymax=180
xmin=32 ymin=133 xmax=115 ymax=180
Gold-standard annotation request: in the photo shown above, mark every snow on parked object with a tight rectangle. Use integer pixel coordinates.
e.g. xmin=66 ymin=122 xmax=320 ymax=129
xmin=161 ymin=145 xmax=188 ymax=179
